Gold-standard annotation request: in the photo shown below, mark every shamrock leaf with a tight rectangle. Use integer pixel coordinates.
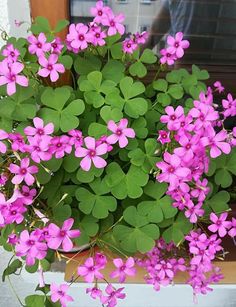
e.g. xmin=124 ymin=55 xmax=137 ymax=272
xmin=39 ymin=87 xmax=85 ymax=132
xmin=206 ymin=191 xmax=230 ymax=213
xmin=76 ymin=166 xmax=104 ymax=183
xmin=105 ymin=162 xmax=149 ymax=199
xmin=74 ymin=54 xmax=102 ymax=75
xmin=138 ymin=181 xmax=177 ymax=223
xmin=102 ymin=60 xmax=125 ymax=83
xmin=113 ymin=206 xmax=160 ymax=253
xmin=129 ymin=49 xmax=157 ymax=78
xmin=76 ymin=178 xmax=117 ymax=219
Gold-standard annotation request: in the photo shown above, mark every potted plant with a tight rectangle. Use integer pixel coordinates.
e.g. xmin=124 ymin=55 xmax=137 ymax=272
xmin=0 ymin=1 xmax=235 ymax=306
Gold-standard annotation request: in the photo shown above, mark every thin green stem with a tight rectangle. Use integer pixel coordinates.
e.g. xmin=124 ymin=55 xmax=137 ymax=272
xmin=7 ymin=275 xmax=25 ymax=307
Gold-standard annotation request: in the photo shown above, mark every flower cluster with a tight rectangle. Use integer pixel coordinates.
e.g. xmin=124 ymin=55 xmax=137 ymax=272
xmin=160 ymin=32 xmax=190 ymax=65
xmin=156 ymin=88 xmax=233 ymax=224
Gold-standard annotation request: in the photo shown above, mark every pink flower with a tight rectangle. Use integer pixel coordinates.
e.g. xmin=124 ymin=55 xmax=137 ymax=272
xmin=110 ymin=257 xmax=136 ymax=283
xmin=38 ymin=54 xmax=65 ymax=82
xmin=167 ymin=32 xmax=190 ymax=58
xmin=0 ymin=129 xmax=8 ymax=154
xmin=3 ymin=200 xmax=27 ymax=225
xmin=7 ymin=233 xmax=18 ymax=245
xmin=160 ymin=106 xmax=184 ymax=131
xmin=27 ymin=33 xmax=51 ymax=57
xmin=26 ymin=135 xmax=52 ymax=163
xmin=214 ymin=81 xmax=224 ymax=93
xmin=51 ymin=37 xmax=64 ymax=54
xmin=102 ymin=12 xmax=125 ymax=36
xmin=208 ymin=213 xmax=231 ymax=237
xmin=228 ymin=218 xmax=236 ymax=237
xmin=66 ymin=23 xmax=91 ymax=51
xmin=189 ymin=102 xmax=219 ymax=130
xmin=77 ymin=257 xmax=104 ymax=283
xmin=0 ymin=60 xmax=28 ymax=96
xmin=174 ymin=134 xmax=201 ymax=162
xmin=48 ymin=218 xmax=80 ymax=252
xmin=75 ymin=136 xmax=107 ymax=171
xmin=160 ymin=48 xmax=177 ymax=65
xmin=9 ymin=158 xmax=38 ymax=186
xmin=222 ymin=93 xmax=236 ymax=118
xmin=86 ymin=287 xmax=102 ymax=300
xmin=185 ymin=202 xmax=204 ymax=223
xmin=155 ymin=260 xmax=174 ymax=279
xmin=201 ymin=127 xmax=231 ymax=158
xmin=91 ymin=0 xmax=112 ymax=24
xmin=101 ymin=285 xmax=126 ymax=307
xmin=95 ymin=252 xmax=107 ymax=269
xmin=15 ymin=230 xmax=48 ymax=266
xmin=107 ymin=119 xmax=135 ymax=148
xmin=50 ymin=283 xmax=73 ymax=307
xmin=156 ymin=152 xmax=191 ymax=190
xmin=19 ymin=185 xmax=37 ymax=205
xmin=134 ymin=31 xmax=148 ymax=44
xmin=191 ymin=179 xmax=209 ymax=202
xmin=89 ymin=26 xmax=107 ymax=46
xmin=24 ymin=117 xmax=54 ymax=136
xmin=157 ymin=130 xmax=171 ymax=145
xmin=68 ymin=129 xmax=83 ymax=148
xmin=50 ymin=135 xmax=73 ymax=159
xmin=2 ymin=44 xmax=20 ymax=63
xmin=9 ymin=133 xmax=26 ymax=152
xmin=96 ymin=135 xmax=113 ymax=152
xmin=122 ymin=38 xmax=138 ymax=54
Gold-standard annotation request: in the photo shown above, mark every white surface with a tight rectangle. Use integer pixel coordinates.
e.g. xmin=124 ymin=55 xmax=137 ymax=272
xmin=0 ymin=0 xmax=31 ymax=47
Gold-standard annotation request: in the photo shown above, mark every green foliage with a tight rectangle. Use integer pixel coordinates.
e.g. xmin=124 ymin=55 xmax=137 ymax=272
xmin=2 ymin=259 xmax=22 ymax=282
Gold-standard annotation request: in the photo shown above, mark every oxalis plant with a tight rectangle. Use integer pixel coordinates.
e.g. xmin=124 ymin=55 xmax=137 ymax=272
xmin=0 ymin=1 xmax=236 ymax=306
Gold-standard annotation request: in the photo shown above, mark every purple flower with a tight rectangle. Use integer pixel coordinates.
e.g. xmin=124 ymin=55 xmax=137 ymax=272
xmin=160 ymin=106 xmax=184 ymax=131
xmin=68 ymin=129 xmax=83 ymax=148
xmin=167 ymin=32 xmax=190 ymax=58
xmin=110 ymin=257 xmax=136 ymax=283
xmin=48 ymin=218 xmax=80 ymax=252
xmin=189 ymin=102 xmax=219 ymax=130
xmin=75 ymin=136 xmax=107 ymax=171
xmin=38 ymin=54 xmax=65 ymax=82
xmin=102 ymin=12 xmax=125 ymax=36
xmin=50 ymin=283 xmax=73 ymax=307
xmin=66 ymin=23 xmax=91 ymax=51
xmin=157 ymin=130 xmax=171 ymax=145
xmin=0 ymin=129 xmax=8 ymax=154
xmin=134 ymin=31 xmax=148 ymax=44
xmin=86 ymin=287 xmax=102 ymax=300
xmin=19 ymin=185 xmax=37 ymax=205
xmin=155 ymin=260 xmax=174 ymax=279
xmin=2 ymin=44 xmax=20 ymax=63
xmin=101 ymin=285 xmax=126 ymax=307
xmin=95 ymin=252 xmax=107 ymax=269
xmin=7 ymin=233 xmax=18 ymax=245
xmin=214 ymin=81 xmax=224 ymax=93
xmin=50 ymin=135 xmax=73 ymax=159
xmin=26 ymin=135 xmax=52 ymax=163
xmin=3 ymin=200 xmax=27 ymax=225
xmin=51 ymin=37 xmax=64 ymax=54
xmin=77 ymin=257 xmax=104 ymax=283
xmin=208 ymin=213 xmax=231 ymax=237
xmin=222 ymin=93 xmax=236 ymax=118
xmin=107 ymin=119 xmax=135 ymax=148
xmin=9 ymin=133 xmax=26 ymax=152
xmin=9 ymin=158 xmax=38 ymax=186
xmin=0 ymin=60 xmax=28 ymax=96
xmin=228 ymin=218 xmax=236 ymax=238
xmin=28 ymin=33 xmax=51 ymax=57
xmin=156 ymin=152 xmax=191 ymax=190
xmin=24 ymin=117 xmax=54 ymax=136
xmin=185 ymin=202 xmax=204 ymax=223
xmin=122 ymin=38 xmax=138 ymax=54
xmin=15 ymin=230 xmax=48 ymax=266
xmin=174 ymin=134 xmax=201 ymax=162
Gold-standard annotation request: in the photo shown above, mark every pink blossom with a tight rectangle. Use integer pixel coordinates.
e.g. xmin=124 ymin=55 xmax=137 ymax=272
xmin=156 ymin=152 xmax=191 ymax=190
xmin=228 ymin=218 xmax=236 ymax=237
xmin=102 ymin=12 xmax=125 ymax=36
xmin=26 ymin=135 xmax=52 ymax=163
xmin=189 ymin=102 xmax=219 ymax=130
xmin=167 ymin=32 xmax=190 ymax=58
xmin=66 ymin=23 xmax=91 ymax=50
xmin=15 ymin=230 xmax=48 ymax=266
xmin=75 ymin=136 xmax=107 ymax=171
xmin=48 ymin=218 xmax=80 ymax=252
xmin=185 ymin=202 xmax=204 ymax=223
xmin=214 ymin=81 xmax=224 ymax=93
xmin=77 ymin=257 xmax=104 ymax=283
xmin=160 ymin=48 xmax=177 ymax=65
xmin=7 ymin=233 xmax=18 ymax=245
xmin=3 ymin=200 xmax=27 ymax=224
xmin=96 ymin=135 xmax=113 ymax=152
xmin=157 ymin=130 xmax=171 ymax=144
xmin=89 ymin=26 xmax=107 ymax=46
xmin=50 ymin=135 xmax=73 ymax=159
xmin=9 ymin=133 xmax=26 ymax=152
xmin=191 ymin=179 xmax=210 ymax=202
xmin=0 ymin=60 xmax=28 ymax=96
xmin=122 ymin=38 xmax=138 ymax=54
xmin=19 ymin=185 xmax=37 ymax=205
xmin=0 ymin=129 xmax=8 ymax=153
xmin=107 ymin=119 xmax=135 ymax=148
xmin=95 ymin=252 xmax=107 ymax=269
xmin=0 ymin=174 xmax=8 ymax=186
xmin=208 ymin=213 xmax=231 ymax=237
xmin=155 ymin=260 xmax=174 ymax=279
xmin=24 ymin=117 xmax=54 ymax=136
xmin=51 ymin=37 xmax=64 ymax=54
xmin=38 ymin=54 xmax=65 ymax=82
xmin=91 ymin=0 xmax=112 ymax=24
xmin=68 ymin=129 xmax=83 ymax=148
xmin=27 ymin=33 xmax=51 ymax=57
xmin=134 ymin=31 xmax=148 ymax=44
xmin=110 ymin=257 xmax=136 ymax=283
xmin=201 ymin=127 xmax=231 ymax=158
xmin=222 ymin=93 xmax=236 ymax=118
xmin=160 ymin=106 xmax=184 ymax=130
xmin=2 ymin=44 xmax=20 ymax=63
xmin=86 ymin=287 xmax=102 ymax=300
xmin=9 ymin=158 xmax=38 ymax=186
xmin=174 ymin=134 xmax=201 ymax=162
xmin=50 ymin=283 xmax=73 ymax=307
xmin=101 ymin=284 xmax=126 ymax=307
